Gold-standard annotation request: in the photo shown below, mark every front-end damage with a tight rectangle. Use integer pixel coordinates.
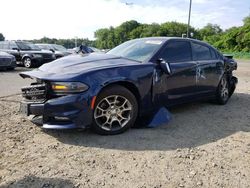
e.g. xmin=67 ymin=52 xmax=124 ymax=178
xmin=19 ymin=72 xmax=93 ymax=129
xmin=223 ymin=54 xmax=238 ymax=96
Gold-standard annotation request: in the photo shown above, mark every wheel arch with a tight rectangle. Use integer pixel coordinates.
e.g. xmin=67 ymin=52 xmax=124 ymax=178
xmin=21 ymin=54 xmax=32 ymax=61
xmin=94 ymin=80 xmax=141 ymax=109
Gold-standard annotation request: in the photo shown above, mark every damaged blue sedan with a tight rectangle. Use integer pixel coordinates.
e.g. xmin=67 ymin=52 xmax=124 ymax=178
xmin=20 ymin=37 xmax=237 ymax=135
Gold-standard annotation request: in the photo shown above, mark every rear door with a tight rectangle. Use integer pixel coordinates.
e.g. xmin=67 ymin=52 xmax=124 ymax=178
xmin=191 ymin=42 xmax=223 ymax=95
xmin=158 ymin=39 xmax=197 ymax=104
xmin=8 ymin=41 xmax=21 ymax=61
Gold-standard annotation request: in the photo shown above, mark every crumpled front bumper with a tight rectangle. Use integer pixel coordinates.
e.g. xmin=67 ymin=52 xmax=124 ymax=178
xmin=20 ymin=93 xmax=93 ymax=129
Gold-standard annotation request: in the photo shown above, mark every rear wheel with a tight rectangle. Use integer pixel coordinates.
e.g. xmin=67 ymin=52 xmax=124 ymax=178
xmin=92 ymin=85 xmax=138 ymax=135
xmin=23 ymin=57 xmax=33 ymax=68
xmin=216 ymin=75 xmax=229 ymax=105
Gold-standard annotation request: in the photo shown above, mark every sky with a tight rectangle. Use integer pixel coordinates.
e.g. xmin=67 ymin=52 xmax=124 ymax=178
xmin=1 ymin=0 xmax=249 ymax=40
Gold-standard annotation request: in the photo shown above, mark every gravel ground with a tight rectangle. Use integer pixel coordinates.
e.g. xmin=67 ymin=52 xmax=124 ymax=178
xmin=0 ymin=61 xmax=249 ymax=188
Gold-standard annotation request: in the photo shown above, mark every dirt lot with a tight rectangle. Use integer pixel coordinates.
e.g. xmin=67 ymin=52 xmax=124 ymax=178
xmin=0 ymin=61 xmax=249 ymax=188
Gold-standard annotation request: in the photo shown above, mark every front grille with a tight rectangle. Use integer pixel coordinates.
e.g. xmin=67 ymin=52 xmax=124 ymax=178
xmin=21 ymin=83 xmax=47 ymax=102
xmin=0 ymin=58 xmax=12 ymax=66
xmin=43 ymin=54 xmax=52 ymax=59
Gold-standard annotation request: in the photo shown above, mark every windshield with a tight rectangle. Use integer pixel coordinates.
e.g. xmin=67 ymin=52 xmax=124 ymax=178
xmin=107 ymin=39 xmax=164 ymax=62
xmin=16 ymin=41 xmax=41 ymax=50
xmin=37 ymin=44 xmax=52 ymax=50
xmin=52 ymin=44 xmax=67 ymax=51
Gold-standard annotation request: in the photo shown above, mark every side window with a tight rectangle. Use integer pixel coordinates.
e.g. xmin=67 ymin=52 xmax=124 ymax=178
xmin=0 ymin=42 xmax=3 ymax=49
xmin=160 ymin=41 xmax=192 ymax=63
xmin=9 ymin=41 xmax=18 ymax=49
xmin=217 ymin=52 xmax=224 ymax=60
xmin=192 ymin=42 xmax=212 ymax=60
xmin=1 ymin=41 xmax=9 ymax=49
xmin=210 ymin=48 xmax=217 ymax=59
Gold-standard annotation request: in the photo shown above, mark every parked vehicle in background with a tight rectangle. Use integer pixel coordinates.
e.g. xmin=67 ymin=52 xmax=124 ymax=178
xmin=89 ymin=46 xmax=103 ymax=53
xmin=0 ymin=41 xmax=56 ymax=68
xmin=36 ymin=43 xmax=72 ymax=59
xmin=68 ymin=46 xmax=102 ymax=54
xmin=50 ymin=44 xmax=72 ymax=56
xmin=20 ymin=37 xmax=237 ymax=135
xmin=0 ymin=51 xmax=16 ymax=70
xmin=77 ymin=45 xmax=94 ymax=54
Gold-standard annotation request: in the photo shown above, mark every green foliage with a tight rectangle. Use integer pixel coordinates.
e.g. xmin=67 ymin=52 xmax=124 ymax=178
xmin=94 ymin=20 xmax=198 ymax=49
xmin=94 ymin=14 xmax=250 ymax=58
xmin=222 ymin=52 xmax=250 ymax=59
xmin=0 ymin=33 xmax=4 ymax=41
xmin=12 ymin=13 xmax=250 ymax=58
xmin=208 ymin=15 xmax=250 ymax=54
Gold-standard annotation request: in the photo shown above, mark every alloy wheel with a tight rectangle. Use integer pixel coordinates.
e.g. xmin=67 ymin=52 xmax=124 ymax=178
xmin=94 ymin=95 xmax=133 ymax=131
xmin=24 ymin=58 xmax=32 ymax=68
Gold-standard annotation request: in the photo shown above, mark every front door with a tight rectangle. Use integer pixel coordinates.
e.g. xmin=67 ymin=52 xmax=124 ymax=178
xmin=156 ymin=39 xmax=197 ymax=105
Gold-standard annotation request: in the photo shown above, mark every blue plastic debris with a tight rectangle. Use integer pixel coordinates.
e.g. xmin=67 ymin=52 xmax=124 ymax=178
xmin=146 ymin=107 xmax=172 ymax=128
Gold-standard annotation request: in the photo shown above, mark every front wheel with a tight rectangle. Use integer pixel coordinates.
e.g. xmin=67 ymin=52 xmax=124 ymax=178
xmin=23 ymin=57 xmax=33 ymax=68
xmin=92 ymin=85 xmax=138 ymax=135
xmin=216 ymin=75 xmax=229 ymax=105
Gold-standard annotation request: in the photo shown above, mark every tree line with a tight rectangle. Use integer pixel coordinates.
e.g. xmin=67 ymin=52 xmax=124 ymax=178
xmin=0 ymin=15 xmax=249 ymax=53
xmin=94 ymin=15 xmax=250 ymax=52
xmin=29 ymin=37 xmax=95 ymax=49
xmin=0 ymin=34 xmax=95 ymax=49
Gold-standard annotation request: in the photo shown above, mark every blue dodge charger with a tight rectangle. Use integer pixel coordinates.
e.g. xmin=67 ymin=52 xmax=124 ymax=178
xmin=20 ymin=37 xmax=237 ymax=135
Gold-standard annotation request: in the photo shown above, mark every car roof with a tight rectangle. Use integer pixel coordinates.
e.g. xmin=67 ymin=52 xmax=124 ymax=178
xmin=138 ymin=37 xmax=207 ymax=44
xmin=137 ymin=37 xmax=216 ymax=50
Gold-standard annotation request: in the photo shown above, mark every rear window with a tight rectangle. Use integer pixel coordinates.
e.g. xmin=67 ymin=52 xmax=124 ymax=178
xmin=210 ymin=48 xmax=217 ymax=59
xmin=160 ymin=41 xmax=192 ymax=63
xmin=192 ymin=42 xmax=212 ymax=60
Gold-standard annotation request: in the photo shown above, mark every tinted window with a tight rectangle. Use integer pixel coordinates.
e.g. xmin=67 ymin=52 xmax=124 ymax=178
xmin=192 ymin=43 xmax=212 ymax=60
xmin=161 ymin=41 xmax=192 ymax=63
xmin=9 ymin=41 xmax=18 ymax=49
xmin=210 ymin=48 xmax=217 ymax=59
xmin=217 ymin=52 xmax=224 ymax=60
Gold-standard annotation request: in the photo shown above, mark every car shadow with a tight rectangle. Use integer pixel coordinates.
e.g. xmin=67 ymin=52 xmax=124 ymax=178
xmin=44 ymin=93 xmax=250 ymax=151
xmin=0 ymin=175 xmax=75 ymax=188
xmin=0 ymin=67 xmax=32 ymax=73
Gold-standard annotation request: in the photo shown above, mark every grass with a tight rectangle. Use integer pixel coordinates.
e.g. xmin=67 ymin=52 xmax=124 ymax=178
xmin=223 ymin=52 xmax=250 ymax=60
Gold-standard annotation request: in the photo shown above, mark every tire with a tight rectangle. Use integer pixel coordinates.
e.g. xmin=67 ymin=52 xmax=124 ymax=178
xmin=216 ymin=75 xmax=229 ymax=105
xmin=23 ymin=57 xmax=33 ymax=68
xmin=92 ymin=85 xmax=138 ymax=135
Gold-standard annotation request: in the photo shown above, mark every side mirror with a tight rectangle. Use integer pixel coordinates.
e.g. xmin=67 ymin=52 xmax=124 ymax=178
xmin=50 ymin=49 xmax=55 ymax=53
xmin=158 ymin=59 xmax=172 ymax=75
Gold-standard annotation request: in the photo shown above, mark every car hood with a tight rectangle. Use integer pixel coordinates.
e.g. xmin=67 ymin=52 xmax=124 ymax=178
xmin=20 ymin=53 xmax=141 ymax=80
xmin=0 ymin=51 xmax=14 ymax=58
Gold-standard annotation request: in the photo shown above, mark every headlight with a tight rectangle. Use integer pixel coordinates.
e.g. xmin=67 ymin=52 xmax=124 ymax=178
xmin=52 ymin=54 xmax=56 ymax=59
xmin=51 ymin=82 xmax=89 ymax=94
xmin=33 ymin=54 xmax=43 ymax=58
